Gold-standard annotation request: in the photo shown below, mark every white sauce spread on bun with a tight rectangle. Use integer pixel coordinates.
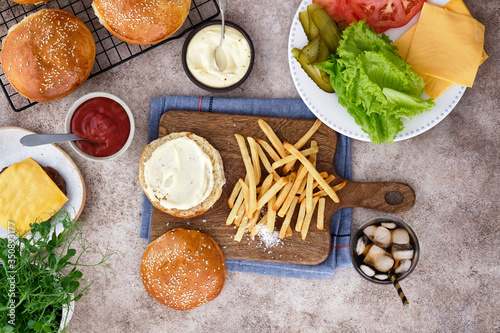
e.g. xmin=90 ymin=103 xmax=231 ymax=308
xmin=143 ymin=136 xmax=215 ymax=210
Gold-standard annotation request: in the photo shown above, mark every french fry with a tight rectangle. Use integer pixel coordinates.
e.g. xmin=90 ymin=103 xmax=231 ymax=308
xmin=306 ymin=141 xmax=318 ymax=213
xmin=271 ymin=146 xmax=319 ymax=170
xmin=282 ymin=120 xmax=322 ymax=173
xmin=235 ymin=134 xmax=257 ymax=216
xmin=258 ymin=119 xmax=288 ymax=158
xmin=313 ymin=174 xmax=335 ymax=189
xmin=228 ymin=181 xmax=242 ymax=209
xmin=247 ymin=137 xmax=261 ymax=184
xmin=301 ymin=197 xmax=319 ymax=240
xmin=226 ymin=189 xmax=244 ymax=225
xmin=317 ymin=197 xmax=325 ymax=230
xmin=313 ymin=181 xmax=347 ymax=198
xmin=267 ymin=195 xmax=277 ymax=232
xmin=258 ymin=173 xmax=274 ymax=200
xmin=277 ymin=159 xmax=310 ymax=218
xmin=250 ymin=213 xmax=268 ymax=238
xmin=294 ymin=119 xmax=322 ymax=150
xmin=256 ymin=177 xmax=288 ymax=211
xmin=295 ymin=199 xmax=307 ymax=232
xmin=299 ymin=173 xmax=334 ymax=202
xmin=284 ymin=142 xmax=340 ymax=203
xmin=234 ymin=217 xmax=249 ymax=242
xmin=272 ymin=172 xmax=296 ymax=211
xmin=279 ymin=195 xmax=299 ymax=239
xmin=319 ymin=172 xmax=329 ymax=179
xmin=234 ymin=203 xmax=246 ymax=227
xmin=256 ymin=138 xmax=281 ymax=162
xmin=296 ymin=174 xmax=309 ymax=196
xmin=238 ymin=178 xmax=250 ymax=215
xmin=332 ymin=180 xmax=347 ymax=192
xmin=286 ymin=225 xmax=293 ymax=236
xmin=247 ymin=210 xmax=261 ymax=233
xmin=257 ymin=144 xmax=281 ymax=182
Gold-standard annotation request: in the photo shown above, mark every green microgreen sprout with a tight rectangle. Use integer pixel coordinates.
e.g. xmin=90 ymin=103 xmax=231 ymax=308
xmin=0 ymin=211 xmax=117 ymax=333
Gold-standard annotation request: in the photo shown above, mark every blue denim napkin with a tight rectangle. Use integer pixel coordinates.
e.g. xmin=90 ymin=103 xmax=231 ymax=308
xmin=140 ymin=95 xmax=352 ymax=279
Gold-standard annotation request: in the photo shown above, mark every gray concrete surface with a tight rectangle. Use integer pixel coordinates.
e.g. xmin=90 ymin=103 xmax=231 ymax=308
xmin=0 ymin=0 xmax=498 ymax=332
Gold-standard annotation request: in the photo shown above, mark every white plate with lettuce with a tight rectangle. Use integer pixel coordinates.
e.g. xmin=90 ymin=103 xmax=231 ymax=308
xmin=288 ymin=0 xmax=465 ymax=144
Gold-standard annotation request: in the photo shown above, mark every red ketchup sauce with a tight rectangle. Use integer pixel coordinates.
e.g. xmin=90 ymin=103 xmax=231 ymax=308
xmin=70 ymin=97 xmax=130 ymax=157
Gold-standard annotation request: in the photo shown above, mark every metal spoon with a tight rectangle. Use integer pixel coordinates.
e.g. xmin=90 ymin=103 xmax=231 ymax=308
xmin=214 ymin=0 xmax=227 ymax=71
xmin=20 ymin=133 xmax=91 ymax=147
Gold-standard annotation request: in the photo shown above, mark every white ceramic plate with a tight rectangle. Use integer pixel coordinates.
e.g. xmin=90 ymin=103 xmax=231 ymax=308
xmin=0 ymin=127 xmax=86 ymax=238
xmin=288 ymin=0 xmax=465 ymax=142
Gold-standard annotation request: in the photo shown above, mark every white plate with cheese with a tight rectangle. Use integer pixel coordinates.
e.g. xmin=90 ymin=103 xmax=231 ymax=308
xmin=0 ymin=127 xmax=86 ymax=238
xmin=288 ymin=0 xmax=466 ymax=142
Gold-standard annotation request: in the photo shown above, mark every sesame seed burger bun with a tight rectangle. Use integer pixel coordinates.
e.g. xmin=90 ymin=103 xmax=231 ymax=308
xmin=10 ymin=0 xmax=52 ymax=4
xmin=91 ymin=0 xmax=191 ymax=45
xmin=0 ymin=9 xmax=95 ymax=103
xmin=141 ymin=229 xmax=226 ymax=310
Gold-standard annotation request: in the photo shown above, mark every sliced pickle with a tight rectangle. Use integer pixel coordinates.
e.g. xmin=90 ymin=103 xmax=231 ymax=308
xmin=292 ymin=48 xmax=334 ymax=93
xmin=320 ymin=68 xmax=330 ymax=85
xmin=299 ymin=10 xmax=310 ymax=39
xmin=307 ymin=3 xmax=322 ymax=40
xmin=317 ymin=38 xmax=330 ymax=63
xmin=299 ymin=36 xmax=321 ymax=65
xmin=312 ymin=8 xmax=342 ymax=54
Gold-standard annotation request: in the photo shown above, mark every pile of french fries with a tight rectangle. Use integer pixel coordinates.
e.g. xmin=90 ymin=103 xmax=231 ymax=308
xmin=226 ymin=119 xmax=346 ymax=242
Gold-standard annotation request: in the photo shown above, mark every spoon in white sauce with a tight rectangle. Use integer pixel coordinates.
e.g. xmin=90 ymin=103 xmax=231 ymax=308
xmin=214 ymin=0 xmax=227 ymax=71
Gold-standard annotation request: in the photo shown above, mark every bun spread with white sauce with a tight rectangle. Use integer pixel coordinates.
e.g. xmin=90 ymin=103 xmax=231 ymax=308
xmin=141 ymin=228 xmax=226 ymax=310
xmin=91 ymin=0 xmax=191 ymax=45
xmin=0 ymin=9 xmax=95 ymax=103
xmin=139 ymin=132 xmax=225 ymax=218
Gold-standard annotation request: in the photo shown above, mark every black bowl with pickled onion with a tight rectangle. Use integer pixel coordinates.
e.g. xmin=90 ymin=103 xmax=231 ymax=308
xmin=65 ymin=92 xmax=135 ymax=161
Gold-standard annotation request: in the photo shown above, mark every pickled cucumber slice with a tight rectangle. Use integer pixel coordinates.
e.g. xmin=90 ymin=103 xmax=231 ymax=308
xmin=317 ymin=38 xmax=330 ymax=63
xmin=307 ymin=3 xmax=322 ymax=40
xmin=299 ymin=10 xmax=310 ymax=39
xmin=292 ymin=48 xmax=334 ymax=93
xmin=299 ymin=36 xmax=321 ymax=65
xmin=312 ymin=8 xmax=342 ymax=54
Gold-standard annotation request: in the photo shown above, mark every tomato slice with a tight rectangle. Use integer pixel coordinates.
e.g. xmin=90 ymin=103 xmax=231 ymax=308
xmin=349 ymin=0 xmax=425 ymax=33
xmin=313 ymin=0 xmax=426 ymax=34
xmin=338 ymin=0 xmax=363 ymax=23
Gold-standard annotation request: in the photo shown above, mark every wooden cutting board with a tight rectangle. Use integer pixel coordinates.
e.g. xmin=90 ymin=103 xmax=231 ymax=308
xmin=149 ymin=111 xmax=415 ymax=265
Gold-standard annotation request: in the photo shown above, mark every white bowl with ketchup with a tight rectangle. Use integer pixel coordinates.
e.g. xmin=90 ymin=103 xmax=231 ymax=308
xmin=65 ymin=92 xmax=135 ymax=161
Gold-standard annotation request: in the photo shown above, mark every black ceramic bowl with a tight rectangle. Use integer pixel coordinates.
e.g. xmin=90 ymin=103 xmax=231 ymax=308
xmin=182 ymin=20 xmax=254 ymax=93
xmin=350 ymin=216 xmax=420 ymax=284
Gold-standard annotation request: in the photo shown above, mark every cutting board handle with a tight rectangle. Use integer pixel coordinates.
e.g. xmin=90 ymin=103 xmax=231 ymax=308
xmin=336 ymin=180 xmax=415 ymax=214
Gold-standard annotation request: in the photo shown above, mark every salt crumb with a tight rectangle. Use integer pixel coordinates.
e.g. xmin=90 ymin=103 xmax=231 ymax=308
xmin=257 ymin=228 xmax=283 ymax=249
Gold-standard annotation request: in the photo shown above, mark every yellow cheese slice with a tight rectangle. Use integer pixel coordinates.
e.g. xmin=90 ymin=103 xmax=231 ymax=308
xmin=406 ymin=3 xmax=485 ymax=87
xmin=430 ymin=0 xmax=488 ymax=65
xmin=444 ymin=0 xmax=470 ymax=15
xmin=0 ymin=157 xmax=68 ymax=235
xmin=394 ymin=0 xmax=487 ymax=99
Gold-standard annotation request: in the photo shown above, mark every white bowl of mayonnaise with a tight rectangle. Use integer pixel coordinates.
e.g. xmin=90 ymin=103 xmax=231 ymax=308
xmin=182 ymin=20 xmax=254 ymax=92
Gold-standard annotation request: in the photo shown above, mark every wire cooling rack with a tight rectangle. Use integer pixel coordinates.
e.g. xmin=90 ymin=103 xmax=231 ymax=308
xmin=0 ymin=0 xmax=219 ymax=112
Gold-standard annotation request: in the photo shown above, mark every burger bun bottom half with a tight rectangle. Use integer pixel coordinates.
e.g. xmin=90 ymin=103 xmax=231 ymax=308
xmin=138 ymin=132 xmax=225 ymax=218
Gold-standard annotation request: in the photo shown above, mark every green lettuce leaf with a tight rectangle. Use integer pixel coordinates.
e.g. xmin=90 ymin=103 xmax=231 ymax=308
xmin=317 ymin=20 xmax=435 ymax=145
